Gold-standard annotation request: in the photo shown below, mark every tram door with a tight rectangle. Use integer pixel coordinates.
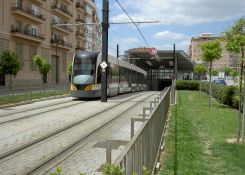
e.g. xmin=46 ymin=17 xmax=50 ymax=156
xmin=51 ymin=55 xmax=59 ymax=83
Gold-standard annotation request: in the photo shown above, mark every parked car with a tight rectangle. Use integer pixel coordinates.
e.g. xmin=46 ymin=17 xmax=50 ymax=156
xmin=213 ymin=79 xmax=226 ymax=85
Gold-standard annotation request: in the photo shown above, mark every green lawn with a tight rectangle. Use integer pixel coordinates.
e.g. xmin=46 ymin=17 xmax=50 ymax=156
xmin=0 ymin=89 xmax=70 ymax=106
xmin=160 ymin=90 xmax=245 ymax=175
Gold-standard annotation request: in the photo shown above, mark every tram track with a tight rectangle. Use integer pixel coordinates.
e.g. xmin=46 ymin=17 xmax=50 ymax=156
xmin=0 ymin=92 xmax=154 ymax=171
xmin=0 ymin=99 xmax=85 ymax=124
xmin=27 ymin=92 xmax=156 ymax=175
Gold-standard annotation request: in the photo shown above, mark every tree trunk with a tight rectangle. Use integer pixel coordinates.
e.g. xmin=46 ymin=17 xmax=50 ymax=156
xmin=242 ymin=48 xmax=245 ymax=143
xmin=238 ymin=57 xmax=243 ymax=143
xmin=209 ymin=61 xmax=212 ymax=109
xmin=9 ymin=75 xmax=13 ymax=95
xmin=199 ymin=76 xmax=201 ymax=98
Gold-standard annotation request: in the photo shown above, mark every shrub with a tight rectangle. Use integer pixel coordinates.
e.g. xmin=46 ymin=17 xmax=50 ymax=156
xmin=176 ymin=80 xmax=199 ymax=90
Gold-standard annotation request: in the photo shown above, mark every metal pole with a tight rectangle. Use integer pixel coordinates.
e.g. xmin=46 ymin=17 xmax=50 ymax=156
xmin=101 ymin=0 xmax=109 ymax=102
xmin=117 ymin=44 xmax=119 ymax=58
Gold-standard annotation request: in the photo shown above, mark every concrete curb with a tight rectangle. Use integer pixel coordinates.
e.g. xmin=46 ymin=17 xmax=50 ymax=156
xmin=0 ymin=94 xmax=71 ymax=109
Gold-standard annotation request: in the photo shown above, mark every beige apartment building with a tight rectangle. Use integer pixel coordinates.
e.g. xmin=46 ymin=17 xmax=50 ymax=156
xmin=188 ymin=33 xmax=238 ymax=69
xmin=0 ymin=0 xmax=101 ymax=87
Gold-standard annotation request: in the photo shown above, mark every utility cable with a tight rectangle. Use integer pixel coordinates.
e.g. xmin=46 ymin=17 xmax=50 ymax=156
xmin=115 ymin=0 xmax=150 ymax=48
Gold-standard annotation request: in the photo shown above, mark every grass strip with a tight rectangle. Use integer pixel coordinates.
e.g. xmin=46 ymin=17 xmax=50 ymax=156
xmin=160 ymin=90 xmax=245 ymax=175
xmin=0 ymin=89 xmax=70 ymax=106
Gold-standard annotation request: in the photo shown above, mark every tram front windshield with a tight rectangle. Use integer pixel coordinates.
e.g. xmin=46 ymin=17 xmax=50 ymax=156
xmin=72 ymin=59 xmax=96 ymax=85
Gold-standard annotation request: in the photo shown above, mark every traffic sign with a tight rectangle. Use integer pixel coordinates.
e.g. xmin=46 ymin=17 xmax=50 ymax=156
xmin=100 ymin=61 xmax=108 ymax=69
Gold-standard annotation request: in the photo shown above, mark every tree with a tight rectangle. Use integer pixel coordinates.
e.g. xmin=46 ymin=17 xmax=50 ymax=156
xmin=194 ymin=64 xmax=207 ymax=97
xmin=221 ymin=66 xmax=232 ymax=78
xmin=230 ymin=69 xmax=239 ymax=84
xmin=211 ymin=69 xmax=218 ymax=76
xmin=223 ymin=17 xmax=245 ymax=143
xmin=199 ymin=40 xmax=222 ymax=109
xmin=0 ymin=50 xmax=21 ymax=90
xmin=33 ymin=55 xmax=51 ymax=84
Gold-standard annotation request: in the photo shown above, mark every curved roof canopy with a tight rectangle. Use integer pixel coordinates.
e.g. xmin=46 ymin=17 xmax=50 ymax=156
xmin=126 ymin=49 xmax=195 ymax=72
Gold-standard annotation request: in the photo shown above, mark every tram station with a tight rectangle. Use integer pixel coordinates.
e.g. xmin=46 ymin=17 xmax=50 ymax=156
xmin=126 ymin=47 xmax=195 ymax=90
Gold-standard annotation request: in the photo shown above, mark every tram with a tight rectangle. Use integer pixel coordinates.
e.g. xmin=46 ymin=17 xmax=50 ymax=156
xmin=70 ymin=51 xmax=147 ymax=98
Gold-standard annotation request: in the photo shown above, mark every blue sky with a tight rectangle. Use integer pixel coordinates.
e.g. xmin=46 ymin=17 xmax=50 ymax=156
xmin=94 ymin=0 xmax=245 ymax=56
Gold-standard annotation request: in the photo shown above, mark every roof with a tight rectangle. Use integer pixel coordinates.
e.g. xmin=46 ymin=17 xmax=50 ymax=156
xmin=126 ymin=49 xmax=195 ymax=72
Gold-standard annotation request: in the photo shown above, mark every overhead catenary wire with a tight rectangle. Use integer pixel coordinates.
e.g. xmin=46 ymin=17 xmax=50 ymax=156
xmin=115 ymin=0 xmax=150 ymax=48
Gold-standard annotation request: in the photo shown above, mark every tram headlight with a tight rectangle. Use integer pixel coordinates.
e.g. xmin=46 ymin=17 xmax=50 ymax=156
xmin=71 ymin=84 xmax=77 ymax=90
xmin=85 ymin=84 xmax=95 ymax=90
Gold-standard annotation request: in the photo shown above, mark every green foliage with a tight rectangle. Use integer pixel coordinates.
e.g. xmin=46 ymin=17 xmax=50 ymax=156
xmin=67 ymin=62 xmax=72 ymax=75
xmin=142 ymin=166 xmax=151 ymax=175
xmin=161 ymin=91 xmax=245 ymax=175
xmin=176 ymin=80 xmax=199 ymax=91
xmin=102 ymin=163 xmax=124 ymax=175
xmin=230 ymin=69 xmax=239 ymax=77
xmin=33 ymin=55 xmax=51 ymax=84
xmin=49 ymin=167 xmax=62 ymax=175
xmin=199 ymin=40 xmax=222 ymax=62
xmin=33 ymin=55 xmax=51 ymax=75
xmin=0 ymin=50 xmax=21 ymax=76
xmin=220 ymin=66 xmax=232 ymax=76
xmin=194 ymin=64 xmax=207 ymax=75
xmin=211 ymin=69 xmax=218 ymax=76
xmin=201 ymin=81 xmax=239 ymax=109
xmin=223 ymin=18 xmax=245 ymax=53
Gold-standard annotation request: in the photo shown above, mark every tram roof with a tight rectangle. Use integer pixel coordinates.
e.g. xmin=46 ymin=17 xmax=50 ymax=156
xmin=126 ymin=49 xmax=195 ymax=72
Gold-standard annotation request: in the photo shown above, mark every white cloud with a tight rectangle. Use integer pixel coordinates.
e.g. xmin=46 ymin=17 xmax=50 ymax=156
xmin=153 ymin=31 xmax=188 ymax=41
xmin=110 ymin=0 xmax=245 ymax=25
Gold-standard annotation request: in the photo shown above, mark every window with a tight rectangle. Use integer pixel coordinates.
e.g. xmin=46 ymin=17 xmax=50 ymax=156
xmin=16 ymin=42 xmax=24 ymax=66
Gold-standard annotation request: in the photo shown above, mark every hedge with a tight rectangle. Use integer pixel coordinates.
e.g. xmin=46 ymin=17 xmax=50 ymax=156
xmin=176 ymin=80 xmax=239 ymax=109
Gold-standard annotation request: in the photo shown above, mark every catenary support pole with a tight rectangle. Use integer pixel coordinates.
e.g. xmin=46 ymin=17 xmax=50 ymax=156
xmin=101 ymin=0 xmax=109 ymax=102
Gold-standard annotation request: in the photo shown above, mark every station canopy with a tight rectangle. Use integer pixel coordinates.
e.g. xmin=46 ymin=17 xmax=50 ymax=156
xmin=126 ymin=48 xmax=195 ymax=72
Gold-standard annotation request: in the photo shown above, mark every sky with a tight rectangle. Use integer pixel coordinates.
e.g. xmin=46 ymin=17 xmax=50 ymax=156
xmin=94 ymin=0 xmax=245 ymax=56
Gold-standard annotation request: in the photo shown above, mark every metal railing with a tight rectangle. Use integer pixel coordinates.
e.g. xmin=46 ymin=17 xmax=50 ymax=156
xmin=11 ymin=25 xmax=45 ymax=40
xmin=113 ymin=87 xmax=171 ymax=174
xmin=12 ymin=3 xmax=46 ymax=21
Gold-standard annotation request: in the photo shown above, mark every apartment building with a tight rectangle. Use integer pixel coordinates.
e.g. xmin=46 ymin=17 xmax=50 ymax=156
xmin=0 ymin=0 xmax=101 ymax=87
xmin=188 ymin=33 xmax=237 ymax=69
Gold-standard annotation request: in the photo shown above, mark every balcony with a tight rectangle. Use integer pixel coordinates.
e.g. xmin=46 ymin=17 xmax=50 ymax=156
xmin=12 ymin=4 xmax=46 ymax=23
xmin=76 ymin=31 xmax=85 ymax=40
xmin=51 ymin=20 xmax=73 ymax=34
xmin=51 ymin=38 xmax=73 ymax=50
xmin=29 ymin=0 xmax=47 ymax=5
xmin=51 ymin=3 xmax=73 ymax=19
xmin=11 ymin=25 xmax=45 ymax=43
xmin=84 ymin=0 xmax=96 ymax=9
xmin=63 ymin=0 xmax=73 ymax=4
xmin=76 ymin=17 xmax=85 ymax=23
xmin=76 ymin=45 xmax=85 ymax=50
xmin=76 ymin=2 xmax=85 ymax=14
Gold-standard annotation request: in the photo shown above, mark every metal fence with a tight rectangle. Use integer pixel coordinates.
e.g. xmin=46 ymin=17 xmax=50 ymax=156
xmin=113 ymin=86 xmax=171 ymax=174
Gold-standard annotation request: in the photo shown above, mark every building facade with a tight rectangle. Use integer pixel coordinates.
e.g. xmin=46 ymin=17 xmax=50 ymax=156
xmin=188 ymin=33 xmax=238 ymax=69
xmin=0 ymin=0 xmax=101 ymax=87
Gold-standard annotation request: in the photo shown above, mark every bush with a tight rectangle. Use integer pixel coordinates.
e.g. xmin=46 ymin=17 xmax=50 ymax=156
xmin=176 ymin=80 xmax=239 ymax=109
xmin=176 ymin=80 xmax=199 ymax=90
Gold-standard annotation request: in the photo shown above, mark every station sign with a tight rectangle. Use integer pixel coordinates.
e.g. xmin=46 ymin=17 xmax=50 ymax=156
xmin=148 ymin=48 xmax=158 ymax=56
